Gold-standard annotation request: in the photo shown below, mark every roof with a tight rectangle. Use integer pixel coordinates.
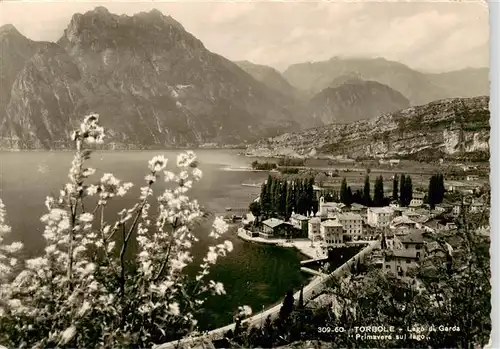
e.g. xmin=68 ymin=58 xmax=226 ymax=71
xmin=385 ymin=249 xmax=419 ymax=259
xmin=321 ymin=219 xmax=343 ymax=228
xmin=309 ymin=217 xmax=321 ymax=224
xmin=369 ymin=207 xmax=394 ymax=214
xmin=409 ymin=202 xmax=421 ymax=207
xmin=351 ymin=203 xmax=367 ymax=209
xmin=391 ymin=216 xmax=417 ymax=226
xmin=262 ymin=218 xmax=286 ymax=228
xmin=400 ymin=230 xmax=425 ymax=244
xmin=291 ymin=213 xmax=309 ymax=221
xmin=337 ymin=213 xmax=363 ymax=221
xmin=413 ymin=192 xmax=425 ymax=199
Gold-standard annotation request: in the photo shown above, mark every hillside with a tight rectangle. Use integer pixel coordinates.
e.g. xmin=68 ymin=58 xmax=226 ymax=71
xmin=246 ymin=96 xmax=490 ymax=161
xmin=234 ymin=60 xmax=301 ymax=99
xmin=283 ymin=57 xmax=488 ymax=106
xmin=306 ymin=78 xmax=410 ymax=124
xmin=0 ymin=7 xmax=310 ymax=150
xmin=427 ymin=67 xmax=489 ymax=98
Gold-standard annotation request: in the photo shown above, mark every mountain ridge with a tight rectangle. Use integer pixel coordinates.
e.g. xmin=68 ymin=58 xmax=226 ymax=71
xmin=245 ymin=96 xmax=490 ymax=161
xmin=0 ymin=8 xmax=310 ymax=149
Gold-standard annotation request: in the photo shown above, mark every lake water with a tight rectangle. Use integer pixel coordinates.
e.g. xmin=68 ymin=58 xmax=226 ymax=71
xmin=0 ymin=149 xmax=308 ymax=330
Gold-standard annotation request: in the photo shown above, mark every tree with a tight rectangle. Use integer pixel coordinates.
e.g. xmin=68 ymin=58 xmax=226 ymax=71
xmin=340 ymin=178 xmax=348 ymax=205
xmin=392 ymin=174 xmax=399 ymax=201
xmin=298 ymin=287 xmax=304 ymax=309
xmin=345 ymin=187 xmax=353 ymax=206
xmin=279 ymin=180 xmax=288 ymax=218
xmin=363 ymin=175 xmax=371 ymax=206
xmin=373 ymin=175 xmax=384 ymax=207
xmin=279 ymin=290 xmax=295 ymax=321
xmin=399 ymin=173 xmax=406 ymax=206
xmin=405 ymin=176 xmax=413 ymax=206
xmin=249 ymin=202 xmax=261 ymax=224
xmin=0 ymin=115 xmax=241 ymax=348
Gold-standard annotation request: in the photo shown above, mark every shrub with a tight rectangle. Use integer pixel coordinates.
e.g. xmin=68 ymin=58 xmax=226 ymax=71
xmin=0 ymin=114 xmax=240 ymax=348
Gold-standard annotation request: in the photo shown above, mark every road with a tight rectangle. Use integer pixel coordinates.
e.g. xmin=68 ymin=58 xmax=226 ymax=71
xmin=154 ymin=240 xmax=380 ymax=349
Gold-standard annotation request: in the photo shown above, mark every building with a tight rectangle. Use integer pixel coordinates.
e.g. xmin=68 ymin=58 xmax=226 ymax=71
xmin=466 ymin=175 xmax=479 ymax=181
xmin=383 ymin=250 xmax=420 ymax=278
xmin=367 ymin=207 xmax=394 ymax=227
xmin=390 ymin=216 xmax=418 ymax=231
xmin=410 ymin=192 xmax=425 ymax=207
xmin=260 ymin=218 xmax=293 ymax=238
xmin=308 ymin=217 xmax=321 ymax=242
xmin=469 ymin=202 xmax=485 ymax=214
xmin=320 ymin=220 xmax=344 ymax=247
xmin=290 ymin=213 xmax=309 ymax=236
xmin=399 ymin=230 xmax=425 ymax=261
xmin=452 ymin=203 xmax=462 ymax=217
xmin=389 ymin=159 xmax=400 ymax=166
xmin=350 ymin=203 xmax=368 ymax=215
xmin=336 ymin=213 xmax=363 ymax=238
xmin=318 ymin=197 xmax=345 ymax=217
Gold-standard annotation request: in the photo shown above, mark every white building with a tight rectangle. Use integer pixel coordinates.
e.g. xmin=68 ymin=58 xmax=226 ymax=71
xmin=383 ymin=249 xmax=420 ymax=278
xmin=316 ymin=219 xmax=344 ymax=258
xmin=367 ymin=207 xmax=394 ymax=227
xmin=336 ymin=213 xmax=363 ymax=238
xmin=410 ymin=192 xmax=425 ymax=207
xmin=320 ymin=220 xmax=344 ymax=247
xmin=318 ymin=197 xmax=345 ymax=217
xmin=308 ymin=217 xmax=321 ymax=242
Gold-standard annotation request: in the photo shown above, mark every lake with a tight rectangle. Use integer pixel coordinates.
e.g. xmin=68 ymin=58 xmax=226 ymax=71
xmin=0 ymin=149 xmax=308 ymax=330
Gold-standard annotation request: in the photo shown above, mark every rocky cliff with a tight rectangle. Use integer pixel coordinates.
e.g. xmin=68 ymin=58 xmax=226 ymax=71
xmin=306 ymin=78 xmax=410 ymax=124
xmin=0 ymin=7 xmax=308 ymax=150
xmin=246 ymin=96 xmax=490 ymax=161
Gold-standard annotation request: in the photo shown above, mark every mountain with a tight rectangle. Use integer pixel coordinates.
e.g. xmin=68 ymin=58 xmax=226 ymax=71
xmin=427 ymin=67 xmax=490 ymax=99
xmin=234 ymin=60 xmax=301 ymax=99
xmin=0 ymin=7 xmax=310 ymax=150
xmin=0 ymin=24 xmax=49 ymax=125
xmin=283 ymin=57 xmax=488 ymax=106
xmin=306 ymin=78 xmax=410 ymax=124
xmin=245 ymin=96 xmax=490 ymax=162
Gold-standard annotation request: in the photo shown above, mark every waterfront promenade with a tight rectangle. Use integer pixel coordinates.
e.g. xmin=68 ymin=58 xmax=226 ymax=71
xmin=154 ymin=239 xmax=380 ymax=349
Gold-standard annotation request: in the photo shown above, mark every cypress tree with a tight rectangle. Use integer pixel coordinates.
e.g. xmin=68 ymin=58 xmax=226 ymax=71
xmin=340 ymin=177 xmax=348 ymax=204
xmin=406 ymin=176 xmax=413 ymax=206
xmin=363 ymin=175 xmax=371 ymax=206
xmin=285 ymin=182 xmax=293 ymax=220
xmin=346 ymin=187 xmax=353 ymax=206
xmin=373 ymin=175 xmax=384 ymax=207
xmin=428 ymin=174 xmax=437 ymax=209
xmin=392 ymin=174 xmax=399 ymax=202
xmin=399 ymin=174 xmax=406 ymax=207
xmin=280 ymin=180 xmax=288 ymax=218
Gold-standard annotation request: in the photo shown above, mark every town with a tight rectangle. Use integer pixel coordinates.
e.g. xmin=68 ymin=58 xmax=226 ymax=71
xmin=236 ymin=164 xmax=490 ymax=279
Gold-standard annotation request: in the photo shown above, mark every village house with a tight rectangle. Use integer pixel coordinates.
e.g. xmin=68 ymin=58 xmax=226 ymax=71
xmin=452 ymin=203 xmax=462 ymax=217
xmin=367 ymin=207 xmax=394 ymax=228
xmin=320 ymin=220 xmax=344 ymax=247
xmin=390 ymin=216 xmax=419 ymax=231
xmin=466 ymin=175 xmax=479 ymax=181
xmin=399 ymin=230 xmax=426 ymax=261
xmin=318 ymin=197 xmax=345 ymax=217
xmin=290 ymin=212 xmax=309 ymax=236
xmin=410 ymin=192 xmax=425 ymax=207
xmin=383 ymin=249 xmax=420 ymax=278
xmin=389 ymin=159 xmax=400 ymax=166
xmin=469 ymin=202 xmax=485 ymax=214
xmin=350 ymin=203 xmax=368 ymax=215
xmin=336 ymin=212 xmax=364 ymax=238
xmin=308 ymin=217 xmax=322 ymax=242
xmin=259 ymin=218 xmax=294 ymax=239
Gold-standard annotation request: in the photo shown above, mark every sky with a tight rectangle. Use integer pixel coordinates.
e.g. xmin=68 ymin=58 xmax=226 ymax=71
xmin=0 ymin=0 xmax=490 ymax=73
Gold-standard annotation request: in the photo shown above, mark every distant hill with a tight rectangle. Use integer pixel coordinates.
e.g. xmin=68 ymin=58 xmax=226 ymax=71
xmin=0 ymin=7 xmax=313 ymax=150
xmin=234 ymin=60 xmax=301 ymax=99
xmin=283 ymin=57 xmax=488 ymax=106
xmin=426 ymin=67 xmax=490 ymax=99
xmin=246 ymin=96 xmax=490 ymax=162
xmin=306 ymin=78 xmax=410 ymax=124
